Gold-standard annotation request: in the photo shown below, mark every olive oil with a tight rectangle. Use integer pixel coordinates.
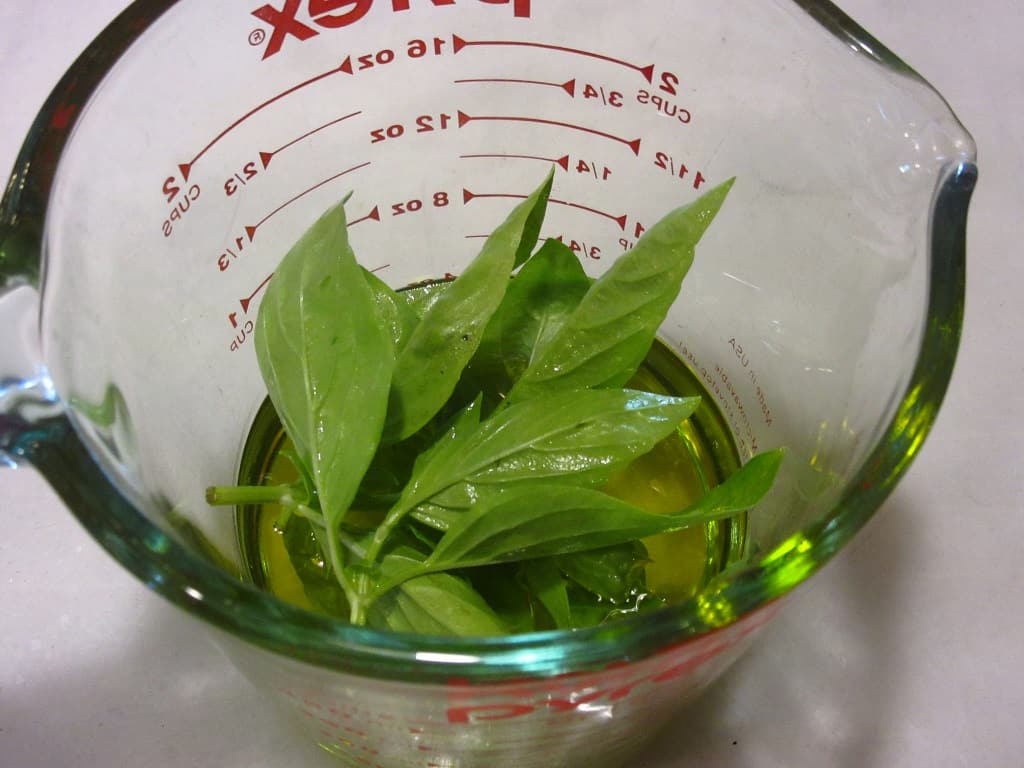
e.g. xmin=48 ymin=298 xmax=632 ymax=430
xmin=234 ymin=339 xmax=744 ymax=631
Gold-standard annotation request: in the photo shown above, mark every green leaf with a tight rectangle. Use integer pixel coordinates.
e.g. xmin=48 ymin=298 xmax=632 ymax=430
xmin=255 ymin=201 xmax=396 ymax=601
xmin=255 ymin=201 xmax=395 ymax=525
xmin=424 ymin=449 xmax=783 ymax=570
xmin=469 ymin=238 xmax=591 ymax=392
xmin=522 ymin=559 xmax=573 ymax=630
xmin=366 ymin=549 xmax=507 ymax=636
xmin=400 ymin=388 xmax=700 ymax=510
xmin=383 ymin=170 xmax=554 ymax=442
xmin=508 ymin=178 xmax=735 ymax=401
xmin=362 ymin=267 xmax=419 ymax=355
xmin=400 ymin=280 xmax=451 ymax=317
xmin=469 ymin=565 xmax=537 ymax=633
xmin=282 ymin=515 xmax=350 ymax=618
xmin=361 ymin=386 xmax=699 ymax=572
xmin=556 ymin=541 xmax=649 ymax=604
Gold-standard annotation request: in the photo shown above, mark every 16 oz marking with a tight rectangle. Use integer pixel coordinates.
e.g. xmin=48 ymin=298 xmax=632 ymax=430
xmin=350 ymin=37 xmax=448 ymax=71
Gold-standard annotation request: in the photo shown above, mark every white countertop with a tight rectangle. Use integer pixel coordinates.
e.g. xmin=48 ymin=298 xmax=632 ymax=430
xmin=2 ymin=2 xmax=1022 ymax=766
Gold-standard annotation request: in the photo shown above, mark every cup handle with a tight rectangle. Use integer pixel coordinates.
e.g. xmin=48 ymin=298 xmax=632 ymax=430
xmin=0 ymin=283 xmax=63 ymax=467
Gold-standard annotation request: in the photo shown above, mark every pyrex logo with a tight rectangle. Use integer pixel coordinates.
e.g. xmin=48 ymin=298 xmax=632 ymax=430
xmin=252 ymin=0 xmax=533 ymax=59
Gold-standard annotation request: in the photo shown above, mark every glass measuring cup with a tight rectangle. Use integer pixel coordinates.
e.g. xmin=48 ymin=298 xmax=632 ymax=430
xmin=0 ymin=1 xmax=975 ymax=766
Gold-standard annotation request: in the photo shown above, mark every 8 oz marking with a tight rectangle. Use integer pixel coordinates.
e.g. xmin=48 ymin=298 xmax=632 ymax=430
xmin=391 ymin=191 xmax=451 ymax=216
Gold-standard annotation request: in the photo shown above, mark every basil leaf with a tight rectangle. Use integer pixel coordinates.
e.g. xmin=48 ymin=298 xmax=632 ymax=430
xmin=400 ymin=389 xmax=700 ymax=510
xmin=556 ymin=541 xmax=649 ymax=604
xmin=255 ymin=201 xmax=395 ymax=528
xmin=523 ymin=559 xmax=573 ymax=630
xmin=470 ymin=565 xmax=537 ymax=634
xmin=383 ymin=170 xmax=554 ymax=441
xmin=366 ymin=550 xmax=507 ymax=636
xmin=363 ymin=267 xmax=419 ymax=355
xmin=469 ymin=238 xmax=591 ymax=393
xmin=424 ymin=449 xmax=783 ymax=570
xmin=360 ymin=386 xmax=698 ymax=593
xmin=282 ymin=516 xmax=350 ymax=618
xmin=400 ymin=280 xmax=451 ymax=317
xmin=508 ymin=178 xmax=734 ymax=401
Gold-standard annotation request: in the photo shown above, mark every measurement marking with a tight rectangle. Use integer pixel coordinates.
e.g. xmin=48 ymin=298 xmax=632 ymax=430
xmin=240 ymin=272 xmax=274 ymax=313
xmin=177 ymin=59 xmax=353 ymax=181
xmin=245 ymin=161 xmax=371 ymax=241
xmin=260 ymin=111 xmax=362 ymax=169
xmin=458 ymin=111 xmax=640 ymax=155
xmin=348 ymin=205 xmax=381 ymax=227
xmin=463 ymin=189 xmax=627 ymax=230
xmin=452 ymin=34 xmax=654 ymax=83
xmin=237 ymin=210 xmax=379 ymax=313
xmin=454 ymin=77 xmax=576 ymax=96
xmin=459 ymin=152 xmax=571 ymax=171
xmin=464 ymin=234 xmax=491 ymax=239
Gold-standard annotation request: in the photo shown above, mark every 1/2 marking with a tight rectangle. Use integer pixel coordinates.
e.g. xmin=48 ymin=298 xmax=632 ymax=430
xmin=654 ymin=151 xmax=706 ymax=190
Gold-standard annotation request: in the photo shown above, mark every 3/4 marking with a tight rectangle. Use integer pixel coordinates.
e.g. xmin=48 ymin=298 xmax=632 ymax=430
xmin=454 ymin=76 xmax=576 ymax=96
xmin=581 ymin=83 xmax=623 ymax=108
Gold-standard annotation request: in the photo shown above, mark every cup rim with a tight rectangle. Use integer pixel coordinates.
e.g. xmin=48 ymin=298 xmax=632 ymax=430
xmin=1 ymin=0 xmax=975 ymax=682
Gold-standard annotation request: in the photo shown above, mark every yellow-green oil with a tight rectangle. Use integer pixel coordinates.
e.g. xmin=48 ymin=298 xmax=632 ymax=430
xmin=234 ymin=339 xmax=745 ymax=623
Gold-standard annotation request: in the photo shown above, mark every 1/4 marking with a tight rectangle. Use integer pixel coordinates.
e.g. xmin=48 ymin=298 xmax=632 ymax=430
xmin=575 ymin=158 xmax=612 ymax=181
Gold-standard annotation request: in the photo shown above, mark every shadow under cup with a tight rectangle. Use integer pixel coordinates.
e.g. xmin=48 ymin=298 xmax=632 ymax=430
xmin=0 ymin=1 xmax=974 ymax=766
